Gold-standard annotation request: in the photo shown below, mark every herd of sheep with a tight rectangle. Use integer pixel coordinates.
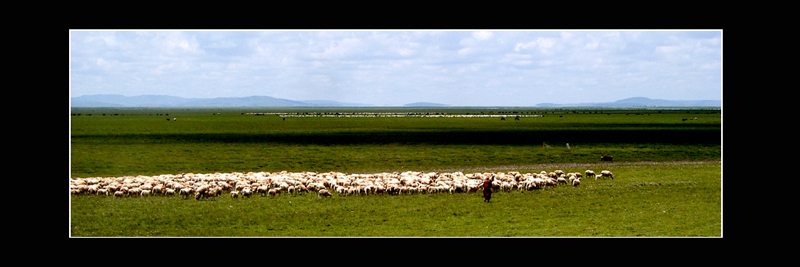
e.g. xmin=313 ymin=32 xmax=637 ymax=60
xmin=69 ymin=169 xmax=614 ymax=200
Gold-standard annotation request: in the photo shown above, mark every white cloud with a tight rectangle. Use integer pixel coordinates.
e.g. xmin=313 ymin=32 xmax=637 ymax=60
xmin=96 ymin=58 xmax=111 ymax=70
xmin=473 ymin=31 xmax=493 ymax=41
xmin=457 ymin=47 xmax=474 ymax=56
xmin=655 ymin=45 xmax=681 ymax=53
xmin=501 ymin=53 xmax=533 ymax=66
xmin=584 ymin=41 xmax=599 ymax=50
xmin=536 ymin=37 xmax=556 ymax=49
xmin=397 ymin=48 xmax=415 ymax=57
xmin=207 ymin=40 xmax=237 ymax=49
xmin=153 ymin=31 xmax=204 ymax=56
xmin=514 ymin=41 xmax=536 ymax=52
xmin=312 ymin=37 xmax=368 ymax=60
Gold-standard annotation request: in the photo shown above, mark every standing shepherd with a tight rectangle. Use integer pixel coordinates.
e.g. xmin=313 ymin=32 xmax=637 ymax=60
xmin=483 ymin=174 xmax=495 ymax=202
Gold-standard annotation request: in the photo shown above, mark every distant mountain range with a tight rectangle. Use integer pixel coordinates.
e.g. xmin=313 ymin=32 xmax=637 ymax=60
xmin=403 ymin=102 xmax=450 ymax=107
xmin=536 ymin=97 xmax=721 ymax=107
xmin=70 ymin=94 xmax=373 ymax=108
xmin=70 ymin=94 xmax=720 ymax=108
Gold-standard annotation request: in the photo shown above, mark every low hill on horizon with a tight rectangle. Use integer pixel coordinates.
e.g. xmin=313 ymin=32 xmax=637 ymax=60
xmin=536 ymin=97 xmax=720 ymax=107
xmin=70 ymin=94 xmax=721 ymax=108
xmin=70 ymin=94 xmax=373 ymax=108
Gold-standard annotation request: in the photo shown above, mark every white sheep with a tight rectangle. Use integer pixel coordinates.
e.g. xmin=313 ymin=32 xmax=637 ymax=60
xmin=500 ymin=181 xmax=514 ymax=192
xmin=585 ymin=170 xmax=596 ymax=179
xmin=296 ymin=184 xmax=309 ymax=194
xmin=334 ymin=185 xmax=346 ymax=196
xmin=543 ymin=178 xmax=558 ymax=188
xmin=375 ymin=185 xmax=386 ymax=195
xmin=179 ymin=188 xmax=192 ymax=198
xmin=601 ymin=170 xmax=614 ymax=180
xmin=268 ymin=188 xmax=280 ymax=197
xmin=256 ymin=185 xmax=270 ymax=197
xmin=76 ymin=169 xmax=596 ymax=199
xmin=428 ymin=185 xmax=439 ymax=194
xmin=241 ymin=187 xmax=252 ymax=198
xmin=557 ymin=176 xmax=568 ymax=186
xmin=318 ymin=189 xmax=333 ymax=198
xmin=572 ymin=178 xmax=581 ymax=187
xmin=526 ymin=180 xmax=539 ymax=191
xmin=128 ymin=188 xmax=142 ymax=196
xmin=568 ymin=174 xmax=578 ymax=185
xmin=152 ymin=184 xmax=164 ymax=194
xmin=96 ymin=188 xmax=109 ymax=196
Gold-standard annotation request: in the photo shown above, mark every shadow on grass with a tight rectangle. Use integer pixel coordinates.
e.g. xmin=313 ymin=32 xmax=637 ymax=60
xmin=73 ymin=129 xmax=721 ymax=145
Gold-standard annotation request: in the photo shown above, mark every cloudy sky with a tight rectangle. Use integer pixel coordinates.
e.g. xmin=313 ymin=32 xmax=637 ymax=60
xmin=69 ymin=30 xmax=722 ymax=106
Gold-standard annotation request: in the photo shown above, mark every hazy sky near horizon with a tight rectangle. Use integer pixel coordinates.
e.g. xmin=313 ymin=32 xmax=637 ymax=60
xmin=70 ymin=30 xmax=722 ymax=106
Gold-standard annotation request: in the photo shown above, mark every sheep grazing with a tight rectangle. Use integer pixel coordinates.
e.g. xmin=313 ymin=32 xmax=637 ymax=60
xmin=128 ymin=188 xmax=142 ymax=196
xmin=268 ymin=188 xmax=280 ymax=197
xmin=96 ymin=188 xmax=109 ymax=196
xmin=296 ymin=184 xmax=309 ymax=195
xmin=72 ymin=168 xmax=613 ymax=200
xmin=257 ymin=185 xmax=270 ymax=197
xmin=241 ymin=188 xmax=252 ymax=198
xmin=544 ymin=178 xmax=558 ymax=188
xmin=585 ymin=170 xmax=596 ymax=180
xmin=557 ymin=176 xmax=568 ymax=186
xmin=179 ymin=188 xmax=192 ymax=199
xmin=318 ymin=189 xmax=333 ymax=198
xmin=568 ymin=175 xmax=578 ymax=185
xmin=335 ymin=185 xmax=346 ymax=196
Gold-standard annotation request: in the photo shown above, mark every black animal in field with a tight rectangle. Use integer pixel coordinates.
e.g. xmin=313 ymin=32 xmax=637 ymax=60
xmin=601 ymin=155 xmax=613 ymax=161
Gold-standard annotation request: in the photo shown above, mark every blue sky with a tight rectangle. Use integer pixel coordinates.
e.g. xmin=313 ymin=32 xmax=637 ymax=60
xmin=69 ymin=30 xmax=722 ymax=106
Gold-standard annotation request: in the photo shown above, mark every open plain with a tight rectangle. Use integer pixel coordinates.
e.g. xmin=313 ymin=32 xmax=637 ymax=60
xmin=70 ymin=107 xmax=721 ymax=237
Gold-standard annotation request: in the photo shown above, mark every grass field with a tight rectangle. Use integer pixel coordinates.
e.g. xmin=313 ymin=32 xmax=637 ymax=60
xmin=69 ymin=107 xmax=722 ymax=237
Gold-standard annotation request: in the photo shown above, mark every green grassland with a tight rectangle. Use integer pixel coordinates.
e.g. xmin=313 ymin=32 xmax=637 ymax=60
xmin=69 ymin=107 xmax=722 ymax=237
xmin=70 ymin=107 xmax=720 ymax=177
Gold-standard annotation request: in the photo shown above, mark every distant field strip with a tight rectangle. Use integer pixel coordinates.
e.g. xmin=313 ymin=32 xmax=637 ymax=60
xmin=436 ymin=160 xmax=721 ymax=173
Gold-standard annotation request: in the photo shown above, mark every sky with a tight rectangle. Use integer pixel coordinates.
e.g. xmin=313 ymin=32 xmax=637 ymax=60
xmin=69 ymin=30 xmax=722 ymax=106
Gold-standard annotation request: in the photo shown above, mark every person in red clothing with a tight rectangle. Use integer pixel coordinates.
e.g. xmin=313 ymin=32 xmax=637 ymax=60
xmin=483 ymin=174 xmax=495 ymax=202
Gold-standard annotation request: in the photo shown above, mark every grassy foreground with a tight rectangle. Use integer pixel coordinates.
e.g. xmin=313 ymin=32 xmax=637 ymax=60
xmin=70 ymin=161 xmax=721 ymax=237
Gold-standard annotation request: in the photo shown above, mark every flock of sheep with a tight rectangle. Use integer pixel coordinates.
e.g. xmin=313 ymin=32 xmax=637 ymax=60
xmin=69 ymin=169 xmax=614 ymax=200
